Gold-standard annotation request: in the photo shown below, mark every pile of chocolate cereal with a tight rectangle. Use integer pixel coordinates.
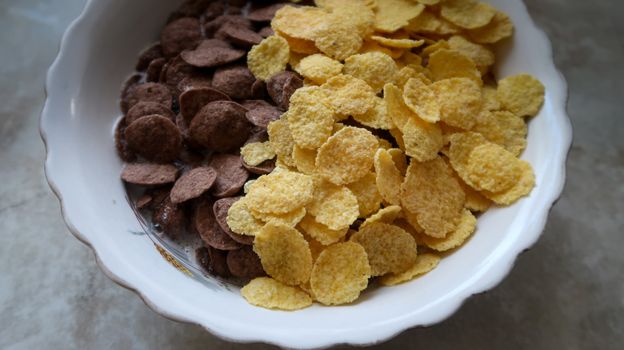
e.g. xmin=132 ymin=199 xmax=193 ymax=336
xmin=116 ymin=0 xmax=295 ymax=280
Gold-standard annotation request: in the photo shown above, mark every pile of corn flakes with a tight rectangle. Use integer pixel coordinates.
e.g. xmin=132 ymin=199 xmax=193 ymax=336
xmin=234 ymin=0 xmax=545 ymax=310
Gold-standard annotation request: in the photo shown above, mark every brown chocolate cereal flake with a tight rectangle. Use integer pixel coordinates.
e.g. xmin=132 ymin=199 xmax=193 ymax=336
xmin=153 ymin=195 xmax=187 ymax=238
xmin=189 ymin=101 xmax=252 ymax=152
xmin=196 ymin=246 xmax=230 ymax=278
xmin=258 ymin=26 xmax=274 ymax=38
xmin=179 ymin=87 xmax=231 ymax=124
xmin=194 ymin=198 xmax=242 ymax=250
xmin=124 ymin=115 xmax=181 ymax=163
xmin=266 ymin=71 xmax=304 ymax=110
xmin=248 ymin=3 xmax=286 ymax=22
xmin=212 ymin=65 xmax=256 ymax=100
xmin=180 ymin=39 xmax=246 ymax=68
xmin=120 ymin=74 xmax=142 ymax=114
xmin=126 ymin=82 xmax=173 ymax=110
xmin=170 ymin=167 xmax=217 ymax=204
xmin=216 ymin=22 xmax=264 ymax=48
xmin=227 ymin=246 xmax=266 ymax=279
xmin=209 ymin=153 xmax=250 ymax=198
xmin=121 ymin=163 xmax=178 ymax=186
xmin=146 ymin=57 xmax=167 ymax=83
xmin=126 ymin=101 xmax=174 ymax=125
xmin=160 ymin=17 xmax=202 ymax=57
xmin=136 ymin=43 xmax=163 ymax=71
xmin=241 ymin=99 xmax=283 ymax=128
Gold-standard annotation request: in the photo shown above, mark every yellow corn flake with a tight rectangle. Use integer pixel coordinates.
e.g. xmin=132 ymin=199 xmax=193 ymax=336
xmin=332 ymin=122 xmax=346 ymax=133
xmin=287 ymin=87 xmax=335 ymax=149
xmin=288 ymin=51 xmax=306 ymax=70
xmin=302 ymin=232 xmax=326 ymax=261
xmin=245 ymin=170 xmax=314 ymax=214
xmin=453 ymin=173 xmax=492 ymax=212
xmin=359 ymin=39 xmax=398 ymax=58
xmin=241 ymin=277 xmax=312 ymax=310
xmin=402 ymin=77 xmax=440 ymax=123
xmin=389 ymin=127 xmax=406 ymax=150
xmin=377 ymin=137 xmax=393 ymax=150
xmin=468 ymin=11 xmax=514 ymax=44
xmin=397 ymin=51 xmax=424 ymax=68
xmin=473 ymin=110 xmax=527 ymax=156
xmin=448 ymin=131 xmax=488 ymax=178
xmin=428 ymin=49 xmax=481 ymax=84
xmin=447 ymin=35 xmax=495 ymax=75
xmin=267 ymin=118 xmax=296 ymax=167
xmin=346 ymin=172 xmax=382 ymax=218
xmin=482 ymin=160 xmax=535 ymax=205
xmin=316 ymin=126 xmax=378 ymax=185
xmin=406 ymin=11 xmax=460 ymax=35
xmin=321 ymin=74 xmax=376 ymax=116
xmin=380 ymin=253 xmax=440 ymax=286
xmin=464 ymin=142 xmax=524 ymax=192
xmin=394 ymin=216 xmax=424 ymax=245
xmin=310 ymin=241 xmax=371 ymax=305
xmin=302 ymin=78 xmax=320 ymax=87
xmin=402 ymin=117 xmax=444 ymax=162
xmin=370 ymin=35 xmax=425 ymax=49
xmin=277 ymin=30 xmax=319 ymax=55
xmin=353 ymin=96 xmax=394 ymax=130
xmin=361 ymin=205 xmax=403 ymax=228
xmin=377 ymin=45 xmax=404 ymax=60
xmin=421 ymin=209 xmax=476 ymax=251
xmin=387 ymin=148 xmax=408 ymax=175
xmin=430 ymin=77 xmax=482 ymax=130
xmin=292 ymin=145 xmax=317 ymax=175
xmin=254 ymin=222 xmax=313 ymax=285
xmin=421 ymin=39 xmax=451 ymax=58
xmin=393 ymin=67 xmax=429 ymax=90
xmin=248 ymin=35 xmax=290 ymax=81
xmin=271 ymin=5 xmax=329 ymax=40
xmin=307 ymin=178 xmax=360 ymax=230
xmin=414 ymin=0 xmax=440 ymax=5
xmin=250 ymin=206 xmax=307 ymax=227
xmin=481 ymin=84 xmax=501 ymax=111
xmin=343 ymin=52 xmax=398 ymax=93
xmin=275 ymin=157 xmax=297 ymax=171
xmin=326 ymin=2 xmax=376 ymax=38
xmin=351 ymin=223 xmax=417 ymax=276
xmin=383 ymin=83 xmax=414 ymax=130
xmin=314 ymin=20 xmax=363 ymax=61
xmin=440 ymin=122 xmax=464 ymax=146
xmin=298 ymin=281 xmax=315 ymax=300
xmin=299 ymin=214 xmax=348 ymax=245
xmin=393 ymin=66 xmax=418 ymax=89
xmin=294 ymin=54 xmax=343 ymax=84
xmin=374 ymin=148 xmax=403 ymax=205
xmin=400 ymin=156 xmax=465 ymax=238
xmin=440 ymin=0 xmax=496 ymax=30
xmin=315 ymin=0 xmax=376 ymax=10
xmin=403 ymin=209 xmax=428 ymax=241
xmin=240 ymin=141 xmax=276 ymax=166
xmin=243 ymin=179 xmax=255 ymax=194
xmin=374 ymin=0 xmax=425 ymax=33
xmin=226 ymin=198 xmax=265 ymax=236
xmin=497 ymin=74 xmax=545 ymax=117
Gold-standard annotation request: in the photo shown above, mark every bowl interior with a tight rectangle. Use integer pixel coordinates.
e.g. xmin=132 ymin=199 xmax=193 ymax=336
xmin=42 ymin=0 xmax=570 ymax=347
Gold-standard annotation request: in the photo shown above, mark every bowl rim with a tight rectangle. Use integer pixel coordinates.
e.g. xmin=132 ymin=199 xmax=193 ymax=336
xmin=40 ymin=0 xmax=572 ymax=348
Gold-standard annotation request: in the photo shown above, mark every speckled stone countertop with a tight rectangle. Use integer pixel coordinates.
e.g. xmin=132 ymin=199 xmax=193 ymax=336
xmin=1 ymin=0 xmax=622 ymax=349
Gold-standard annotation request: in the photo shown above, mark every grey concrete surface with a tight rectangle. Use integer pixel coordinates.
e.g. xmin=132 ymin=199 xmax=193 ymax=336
xmin=1 ymin=0 xmax=623 ymax=349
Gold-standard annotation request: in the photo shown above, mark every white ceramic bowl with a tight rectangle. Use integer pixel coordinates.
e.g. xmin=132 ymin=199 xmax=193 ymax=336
xmin=41 ymin=0 xmax=571 ymax=348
